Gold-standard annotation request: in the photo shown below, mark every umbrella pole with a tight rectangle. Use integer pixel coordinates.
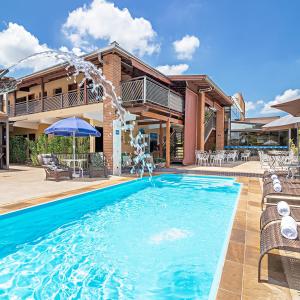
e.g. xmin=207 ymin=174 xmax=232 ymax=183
xmin=73 ymin=132 xmax=76 ymax=176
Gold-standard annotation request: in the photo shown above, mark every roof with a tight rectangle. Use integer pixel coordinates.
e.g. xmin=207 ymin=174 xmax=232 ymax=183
xmin=17 ymin=42 xmax=172 ymax=85
xmin=262 ymin=114 xmax=300 ymax=131
xmin=10 ymin=42 xmax=231 ymax=105
xmin=169 ymin=75 xmax=232 ymax=106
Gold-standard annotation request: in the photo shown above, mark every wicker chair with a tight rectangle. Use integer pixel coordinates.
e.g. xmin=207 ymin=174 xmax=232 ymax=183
xmin=38 ymin=154 xmax=72 ymax=181
xmin=88 ymin=153 xmax=108 ymax=178
xmin=258 ymin=222 xmax=300 ymax=282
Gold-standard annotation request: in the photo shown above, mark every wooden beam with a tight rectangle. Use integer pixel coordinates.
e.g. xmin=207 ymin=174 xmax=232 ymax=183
xmin=126 ymin=106 xmax=149 ymax=114
xmin=166 ymin=118 xmax=170 ymax=168
xmin=141 ymin=111 xmax=183 ymax=125
xmin=159 ymin=121 xmax=163 ymax=157
xmin=137 ymin=120 xmax=162 ymax=126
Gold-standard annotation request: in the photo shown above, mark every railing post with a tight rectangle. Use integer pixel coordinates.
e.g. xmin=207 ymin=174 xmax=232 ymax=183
xmin=13 ymin=91 xmax=17 ymax=116
xmin=143 ymin=76 xmax=147 ymax=103
xmin=168 ymin=89 xmax=170 ymax=109
xmin=84 ymin=80 xmax=88 ymax=104
xmin=61 ymin=94 xmax=64 ymax=108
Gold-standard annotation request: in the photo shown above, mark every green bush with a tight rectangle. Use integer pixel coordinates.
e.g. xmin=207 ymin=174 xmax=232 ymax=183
xmin=10 ymin=134 xmax=90 ymax=166
xmin=9 ymin=136 xmax=27 ymax=164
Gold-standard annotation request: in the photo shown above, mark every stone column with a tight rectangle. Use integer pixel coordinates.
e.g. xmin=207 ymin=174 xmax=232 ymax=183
xmin=216 ymin=107 xmax=225 ymax=150
xmin=102 ymin=53 xmax=122 ymax=174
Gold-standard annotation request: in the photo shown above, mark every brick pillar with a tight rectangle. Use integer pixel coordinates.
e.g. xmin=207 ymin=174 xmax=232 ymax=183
xmin=102 ymin=53 xmax=121 ymax=174
xmin=197 ymin=92 xmax=205 ymax=150
xmin=216 ymin=107 xmax=225 ymax=150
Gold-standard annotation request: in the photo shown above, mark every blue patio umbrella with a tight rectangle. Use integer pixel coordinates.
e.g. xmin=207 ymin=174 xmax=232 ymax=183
xmin=44 ymin=117 xmax=100 ymax=176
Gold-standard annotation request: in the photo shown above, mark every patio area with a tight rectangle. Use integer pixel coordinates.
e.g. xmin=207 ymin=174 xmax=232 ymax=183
xmin=0 ymin=165 xmax=131 ymax=209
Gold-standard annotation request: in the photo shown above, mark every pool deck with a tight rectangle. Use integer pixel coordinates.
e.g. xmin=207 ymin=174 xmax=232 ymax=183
xmin=0 ymin=164 xmax=299 ymax=299
xmin=217 ymin=177 xmax=299 ymax=299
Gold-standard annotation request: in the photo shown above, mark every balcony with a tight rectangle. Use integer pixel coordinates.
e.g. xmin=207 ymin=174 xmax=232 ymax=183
xmin=9 ymin=88 xmax=102 ymax=117
xmin=120 ymin=76 xmax=184 ymax=113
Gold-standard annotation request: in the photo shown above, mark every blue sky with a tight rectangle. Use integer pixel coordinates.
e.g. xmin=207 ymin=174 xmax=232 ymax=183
xmin=1 ymin=0 xmax=300 ymax=117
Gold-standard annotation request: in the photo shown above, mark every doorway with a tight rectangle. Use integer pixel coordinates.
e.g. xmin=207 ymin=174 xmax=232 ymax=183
xmin=95 ymin=127 xmax=103 ymax=152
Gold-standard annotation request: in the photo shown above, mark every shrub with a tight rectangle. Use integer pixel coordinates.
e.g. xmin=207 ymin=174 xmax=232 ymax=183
xmin=9 ymin=136 xmax=27 ymax=164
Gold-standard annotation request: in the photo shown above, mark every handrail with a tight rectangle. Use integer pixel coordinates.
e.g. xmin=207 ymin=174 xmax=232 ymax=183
xmin=121 ymin=76 xmax=184 ymax=113
xmin=204 ymin=112 xmax=216 ymax=142
xmin=8 ymin=88 xmax=102 ymax=117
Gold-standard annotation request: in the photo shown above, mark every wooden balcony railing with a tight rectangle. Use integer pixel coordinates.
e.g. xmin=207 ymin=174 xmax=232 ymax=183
xmin=8 ymin=88 xmax=102 ymax=117
xmin=120 ymin=76 xmax=184 ymax=113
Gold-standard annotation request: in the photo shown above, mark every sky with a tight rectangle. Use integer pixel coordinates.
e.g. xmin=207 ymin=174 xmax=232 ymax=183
xmin=0 ymin=0 xmax=300 ymax=117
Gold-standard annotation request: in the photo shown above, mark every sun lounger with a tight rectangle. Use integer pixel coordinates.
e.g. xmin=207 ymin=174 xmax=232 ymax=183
xmin=261 ymin=182 xmax=300 ymax=209
xmin=260 ymin=205 xmax=300 ymax=231
xmin=258 ymin=222 xmax=300 ymax=282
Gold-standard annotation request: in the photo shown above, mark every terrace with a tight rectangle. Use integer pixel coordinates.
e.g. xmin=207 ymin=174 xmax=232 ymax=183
xmin=121 ymin=76 xmax=184 ymax=113
xmin=8 ymin=88 xmax=102 ymax=117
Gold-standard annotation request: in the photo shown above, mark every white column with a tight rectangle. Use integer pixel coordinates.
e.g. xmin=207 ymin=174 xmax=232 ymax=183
xmin=113 ymin=119 xmax=122 ymax=175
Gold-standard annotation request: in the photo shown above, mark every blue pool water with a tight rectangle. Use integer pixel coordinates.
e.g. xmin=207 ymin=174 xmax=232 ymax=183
xmin=0 ymin=174 xmax=241 ymax=299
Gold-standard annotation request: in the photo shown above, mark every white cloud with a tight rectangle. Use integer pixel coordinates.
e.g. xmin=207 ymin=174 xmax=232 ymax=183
xmin=245 ymin=100 xmax=264 ymax=112
xmin=0 ymin=22 xmax=60 ymax=72
xmin=245 ymin=101 xmax=255 ymax=111
xmin=156 ymin=64 xmax=189 ymax=75
xmin=262 ymin=89 xmax=300 ymax=114
xmin=62 ymin=0 xmax=159 ymax=56
xmin=59 ymin=46 xmax=86 ymax=56
xmin=173 ymin=35 xmax=200 ymax=60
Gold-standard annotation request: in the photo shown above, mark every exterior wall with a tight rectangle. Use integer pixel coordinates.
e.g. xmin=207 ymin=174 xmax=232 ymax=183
xmin=183 ymin=89 xmax=197 ymax=165
xmin=216 ymin=107 xmax=225 ymax=150
xmin=102 ymin=53 xmax=122 ymax=173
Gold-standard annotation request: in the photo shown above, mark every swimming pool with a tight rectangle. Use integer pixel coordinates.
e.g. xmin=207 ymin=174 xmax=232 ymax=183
xmin=0 ymin=174 xmax=241 ymax=299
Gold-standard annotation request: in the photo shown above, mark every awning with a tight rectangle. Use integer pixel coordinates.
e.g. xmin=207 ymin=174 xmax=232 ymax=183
xmin=272 ymin=98 xmax=300 ymax=117
xmin=262 ymin=114 xmax=300 ymax=131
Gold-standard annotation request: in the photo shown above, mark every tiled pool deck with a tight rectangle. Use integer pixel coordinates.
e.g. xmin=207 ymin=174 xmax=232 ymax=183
xmin=0 ymin=170 xmax=299 ymax=299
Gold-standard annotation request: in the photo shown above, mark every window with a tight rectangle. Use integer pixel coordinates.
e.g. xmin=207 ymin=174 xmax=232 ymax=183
xmin=68 ymin=83 xmax=77 ymax=92
xmin=39 ymin=91 xmax=47 ymax=98
xmin=28 ymin=94 xmax=35 ymax=101
xmin=53 ymin=88 xmax=62 ymax=95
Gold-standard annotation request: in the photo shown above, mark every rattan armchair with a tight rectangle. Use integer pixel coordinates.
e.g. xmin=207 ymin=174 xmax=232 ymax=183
xmin=38 ymin=154 xmax=72 ymax=181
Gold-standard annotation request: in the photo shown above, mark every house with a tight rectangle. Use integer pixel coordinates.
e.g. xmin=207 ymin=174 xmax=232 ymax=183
xmin=0 ymin=42 xmax=238 ymax=173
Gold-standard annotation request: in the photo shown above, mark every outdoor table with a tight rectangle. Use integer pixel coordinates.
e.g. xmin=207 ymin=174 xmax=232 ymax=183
xmin=61 ymin=158 xmax=87 ymax=177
